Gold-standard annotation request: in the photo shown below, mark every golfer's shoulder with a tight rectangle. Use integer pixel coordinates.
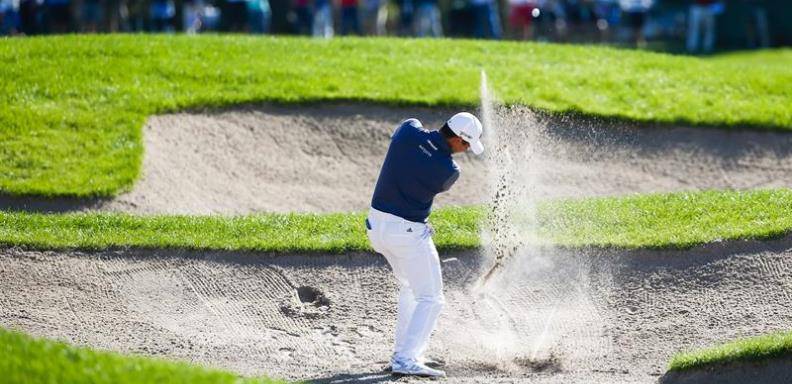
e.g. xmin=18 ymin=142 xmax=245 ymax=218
xmin=394 ymin=118 xmax=428 ymax=137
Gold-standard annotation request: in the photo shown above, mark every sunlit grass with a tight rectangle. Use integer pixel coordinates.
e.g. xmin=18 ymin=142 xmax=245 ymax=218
xmin=1 ymin=189 xmax=790 ymax=252
xmin=1 ymin=35 xmax=789 ymax=197
xmin=668 ymin=331 xmax=792 ymax=372
xmin=0 ymin=327 xmax=281 ymax=384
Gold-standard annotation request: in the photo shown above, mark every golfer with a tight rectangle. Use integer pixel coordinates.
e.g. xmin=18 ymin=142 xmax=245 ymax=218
xmin=366 ymin=112 xmax=484 ymax=377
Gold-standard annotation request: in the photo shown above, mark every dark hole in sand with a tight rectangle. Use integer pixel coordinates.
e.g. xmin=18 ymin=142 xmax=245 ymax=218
xmin=513 ymin=354 xmax=563 ymax=373
xmin=297 ymin=286 xmax=331 ymax=307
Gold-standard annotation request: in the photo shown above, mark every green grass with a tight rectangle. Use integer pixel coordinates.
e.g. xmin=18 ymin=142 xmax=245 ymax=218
xmin=1 ymin=189 xmax=790 ymax=252
xmin=0 ymin=327 xmax=279 ymax=384
xmin=1 ymin=35 xmax=790 ymax=197
xmin=668 ymin=331 xmax=792 ymax=372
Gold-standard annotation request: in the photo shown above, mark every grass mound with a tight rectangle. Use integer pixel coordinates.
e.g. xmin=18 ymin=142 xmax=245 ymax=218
xmin=1 ymin=35 xmax=790 ymax=196
xmin=0 ymin=327 xmax=279 ymax=384
xmin=668 ymin=331 xmax=792 ymax=372
xmin=1 ymin=189 xmax=790 ymax=252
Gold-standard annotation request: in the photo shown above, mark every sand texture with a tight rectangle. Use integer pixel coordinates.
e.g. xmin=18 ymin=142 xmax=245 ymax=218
xmin=1 ymin=104 xmax=791 ymax=213
xmin=3 ymin=237 xmax=792 ymax=383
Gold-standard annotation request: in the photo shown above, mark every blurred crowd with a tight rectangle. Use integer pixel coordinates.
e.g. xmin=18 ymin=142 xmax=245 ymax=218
xmin=0 ymin=0 xmax=778 ymax=53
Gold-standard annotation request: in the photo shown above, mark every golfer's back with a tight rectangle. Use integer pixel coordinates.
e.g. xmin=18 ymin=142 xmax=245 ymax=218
xmin=371 ymin=119 xmax=460 ymax=223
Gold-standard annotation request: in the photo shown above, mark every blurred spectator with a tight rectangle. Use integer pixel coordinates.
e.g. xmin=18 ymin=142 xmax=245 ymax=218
xmin=396 ymin=0 xmax=413 ymax=36
xmin=564 ymin=0 xmax=594 ymax=42
xmin=312 ymin=0 xmax=332 ymax=37
xmin=248 ymin=0 xmax=270 ymax=33
xmin=223 ymin=0 xmax=248 ymax=31
xmin=19 ymin=0 xmax=38 ymax=34
xmin=415 ymin=0 xmax=441 ymax=37
xmin=127 ymin=0 xmax=147 ymax=31
xmin=743 ymin=0 xmax=769 ymax=48
xmin=81 ymin=0 xmax=102 ymax=32
xmin=103 ymin=0 xmax=124 ymax=32
xmin=447 ymin=0 xmax=473 ymax=37
xmin=471 ymin=0 xmax=502 ymax=39
xmin=509 ymin=0 xmax=539 ymax=40
xmin=686 ymin=0 xmax=721 ymax=53
xmin=619 ymin=0 xmax=653 ymax=47
xmin=44 ymin=0 xmax=72 ymax=33
xmin=1 ymin=0 xmax=20 ymax=34
xmin=593 ymin=0 xmax=619 ymax=42
xmin=541 ymin=0 xmax=568 ymax=41
xmin=362 ymin=0 xmax=387 ymax=35
xmin=340 ymin=0 xmax=361 ymax=35
xmin=183 ymin=0 xmax=203 ymax=33
xmin=149 ymin=0 xmax=175 ymax=31
xmin=292 ymin=0 xmax=311 ymax=34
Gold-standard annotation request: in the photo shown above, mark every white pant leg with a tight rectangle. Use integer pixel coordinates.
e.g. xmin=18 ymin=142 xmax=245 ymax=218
xmin=368 ymin=215 xmax=417 ymax=357
xmin=366 ymin=210 xmax=445 ymax=361
xmin=387 ymin=233 xmax=444 ymax=360
xmin=378 ymin=246 xmax=418 ymax=355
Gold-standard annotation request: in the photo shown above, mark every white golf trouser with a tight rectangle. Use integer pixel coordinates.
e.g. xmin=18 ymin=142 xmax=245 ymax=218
xmin=366 ymin=208 xmax=445 ymax=361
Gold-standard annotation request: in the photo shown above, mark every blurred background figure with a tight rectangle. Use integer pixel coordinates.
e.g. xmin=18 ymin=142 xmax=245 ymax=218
xmin=127 ymin=0 xmax=147 ymax=31
xmin=44 ymin=0 xmax=72 ymax=33
xmin=312 ymin=0 xmax=332 ymax=37
xmin=564 ymin=0 xmax=594 ymax=43
xmin=415 ymin=0 xmax=441 ymax=37
xmin=593 ymin=0 xmax=619 ymax=42
xmin=619 ymin=0 xmax=653 ymax=47
xmin=743 ymin=0 xmax=769 ymax=48
xmin=362 ymin=0 xmax=387 ymax=35
xmin=396 ymin=0 xmax=413 ymax=36
xmin=183 ymin=0 xmax=204 ymax=33
xmin=81 ymin=0 xmax=102 ymax=32
xmin=149 ymin=0 xmax=175 ymax=31
xmin=686 ymin=0 xmax=721 ymax=53
xmin=544 ymin=0 xmax=568 ymax=41
xmin=340 ymin=0 xmax=361 ymax=35
xmin=19 ymin=0 xmax=38 ymax=34
xmin=291 ymin=0 xmax=311 ymax=34
xmin=509 ymin=0 xmax=539 ymax=40
xmin=248 ymin=0 xmax=271 ymax=33
xmin=223 ymin=0 xmax=248 ymax=31
xmin=471 ymin=0 xmax=501 ymax=39
xmin=0 ymin=0 xmax=21 ymax=35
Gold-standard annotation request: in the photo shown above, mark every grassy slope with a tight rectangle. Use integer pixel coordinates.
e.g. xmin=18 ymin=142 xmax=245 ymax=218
xmin=1 ymin=189 xmax=790 ymax=252
xmin=0 ymin=328 xmax=278 ymax=384
xmin=668 ymin=331 xmax=792 ymax=372
xmin=1 ymin=35 xmax=790 ymax=196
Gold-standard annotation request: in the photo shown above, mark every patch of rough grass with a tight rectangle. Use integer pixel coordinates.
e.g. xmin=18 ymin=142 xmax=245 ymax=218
xmin=1 ymin=35 xmax=790 ymax=197
xmin=668 ymin=331 xmax=792 ymax=372
xmin=0 ymin=327 xmax=280 ymax=384
xmin=0 ymin=189 xmax=790 ymax=252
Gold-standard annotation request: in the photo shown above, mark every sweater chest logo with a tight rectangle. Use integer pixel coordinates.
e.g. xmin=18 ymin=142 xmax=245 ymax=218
xmin=418 ymin=144 xmax=432 ymax=157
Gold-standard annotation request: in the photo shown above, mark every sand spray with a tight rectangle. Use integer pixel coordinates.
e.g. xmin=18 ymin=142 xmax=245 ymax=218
xmin=440 ymin=70 xmax=614 ymax=373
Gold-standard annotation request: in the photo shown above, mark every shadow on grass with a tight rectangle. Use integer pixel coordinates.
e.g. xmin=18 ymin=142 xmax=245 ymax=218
xmin=0 ymin=193 xmax=112 ymax=213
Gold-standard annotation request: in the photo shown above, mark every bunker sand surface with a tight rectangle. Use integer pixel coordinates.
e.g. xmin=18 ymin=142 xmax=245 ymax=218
xmin=3 ymin=104 xmax=790 ymax=213
xmin=3 ymin=237 xmax=792 ymax=383
xmin=110 ymin=104 xmax=792 ymax=214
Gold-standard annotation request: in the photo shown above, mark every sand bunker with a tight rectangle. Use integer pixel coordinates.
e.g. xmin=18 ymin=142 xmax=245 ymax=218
xmin=3 ymin=237 xmax=792 ymax=383
xmin=2 ymin=104 xmax=790 ymax=214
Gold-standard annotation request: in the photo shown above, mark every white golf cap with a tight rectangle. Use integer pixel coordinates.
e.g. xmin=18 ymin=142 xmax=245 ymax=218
xmin=447 ymin=112 xmax=484 ymax=155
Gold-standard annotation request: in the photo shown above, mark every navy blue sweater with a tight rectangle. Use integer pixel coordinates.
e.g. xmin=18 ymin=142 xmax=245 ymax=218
xmin=371 ymin=119 xmax=460 ymax=223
